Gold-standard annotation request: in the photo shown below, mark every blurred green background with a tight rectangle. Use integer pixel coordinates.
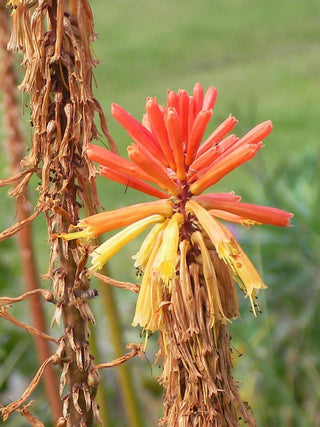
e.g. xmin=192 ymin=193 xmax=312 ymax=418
xmin=0 ymin=0 xmax=319 ymax=425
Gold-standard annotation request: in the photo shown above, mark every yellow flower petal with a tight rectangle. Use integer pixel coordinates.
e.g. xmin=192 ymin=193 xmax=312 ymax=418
xmin=217 ymin=224 xmax=267 ymax=316
xmin=59 ymin=228 xmax=92 ymax=241
xmin=132 ymin=228 xmax=164 ymax=332
xmin=155 ymin=213 xmax=184 ymax=286
xmin=226 ymin=241 xmax=267 ymax=316
xmin=186 ymin=199 xmax=266 ymax=316
xmin=191 ymin=231 xmax=226 ymax=324
xmin=90 ymin=214 xmax=165 ymax=270
xmin=133 ymin=222 xmax=167 ymax=271
xmin=186 ymin=199 xmax=231 ymax=249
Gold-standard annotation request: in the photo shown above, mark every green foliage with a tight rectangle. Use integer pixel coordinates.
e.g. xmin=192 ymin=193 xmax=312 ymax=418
xmin=242 ymin=149 xmax=320 ymax=426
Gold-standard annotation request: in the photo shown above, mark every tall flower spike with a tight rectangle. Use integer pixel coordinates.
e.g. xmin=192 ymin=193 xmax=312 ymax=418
xmin=61 ymin=82 xmax=292 ymax=426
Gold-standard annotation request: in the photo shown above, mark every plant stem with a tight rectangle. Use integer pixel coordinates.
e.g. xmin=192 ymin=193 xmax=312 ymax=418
xmin=5 ymin=0 xmax=109 ymax=423
xmin=98 ymin=276 xmax=144 ymax=427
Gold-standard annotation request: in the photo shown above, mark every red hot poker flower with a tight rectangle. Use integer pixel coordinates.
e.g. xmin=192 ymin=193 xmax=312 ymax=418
xmin=60 ymin=83 xmax=293 ymax=424
xmin=63 ymin=82 xmax=293 ymax=322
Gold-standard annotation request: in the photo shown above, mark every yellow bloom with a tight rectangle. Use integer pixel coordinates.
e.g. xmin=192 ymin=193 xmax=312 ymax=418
xmin=132 ymin=228 xmax=164 ymax=332
xmin=7 ymin=0 xmax=21 ymax=7
xmin=133 ymin=222 xmax=167 ymax=271
xmin=155 ymin=213 xmax=184 ymax=286
xmin=186 ymin=199 xmax=230 ymax=249
xmin=191 ymin=231 xmax=226 ymax=324
xmin=90 ymin=214 xmax=166 ymax=271
xmin=186 ymin=199 xmax=266 ymax=315
xmin=219 ymin=237 xmax=267 ymax=316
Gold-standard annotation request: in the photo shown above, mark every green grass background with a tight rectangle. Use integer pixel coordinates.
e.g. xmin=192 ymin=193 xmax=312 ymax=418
xmin=0 ymin=0 xmax=319 ymax=425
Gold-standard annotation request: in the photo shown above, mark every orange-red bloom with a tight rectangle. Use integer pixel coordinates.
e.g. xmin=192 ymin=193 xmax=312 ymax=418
xmin=86 ymin=83 xmax=292 ymax=229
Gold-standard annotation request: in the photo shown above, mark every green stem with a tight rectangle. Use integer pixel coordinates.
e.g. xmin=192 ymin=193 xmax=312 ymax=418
xmin=98 ymin=270 xmax=144 ymax=427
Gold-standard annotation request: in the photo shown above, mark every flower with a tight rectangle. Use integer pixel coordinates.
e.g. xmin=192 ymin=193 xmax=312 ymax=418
xmin=61 ymin=82 xmax=293 ymax=324
xmin=59 ymin=200 xmax=173 ymax=240
xmin=155 ymin=213 xmax=184 ymax=286
xmin=90 ymin=214 xmax=166 ymax=271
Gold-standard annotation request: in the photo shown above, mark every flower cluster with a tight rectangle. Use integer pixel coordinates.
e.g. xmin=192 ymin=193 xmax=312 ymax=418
xmin=61 ymin=83 xmax=292 ymax=330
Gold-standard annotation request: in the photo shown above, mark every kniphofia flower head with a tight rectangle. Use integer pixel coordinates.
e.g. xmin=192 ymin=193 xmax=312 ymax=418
xmin=61 ymin=83 xmax=293 ymax=424
xmin=61 ymin=82 xmax=293 ymax=327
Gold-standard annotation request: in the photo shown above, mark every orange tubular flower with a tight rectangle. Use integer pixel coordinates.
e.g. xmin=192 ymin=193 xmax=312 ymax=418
xmin=195 ymin=193 xmax=292 ymax=227
xmin=98 ymin=166 xmax=168 ymax=199
xmin=165 ymin=108 xmax=186 ymax=180
xmin=60 ymin=200 xmax=173 ymax=240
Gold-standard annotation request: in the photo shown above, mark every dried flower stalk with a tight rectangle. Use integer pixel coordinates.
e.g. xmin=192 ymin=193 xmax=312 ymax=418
xmin=0 ymin=0 xmax=61 ymax=421
xmin=0 ymin=0 xmax=115 ymax=424
xmin=0 ymin=288 xmax=54 ymax=305
xmin=89 ymin=270 xmax=140 ymax=294
xmin=16 ymin=402 xmax=45 ymax=427
xmin=157 ymin=237 xmax=254 ymax=425
xmin=0 ymin=402 xmax=45 ymax=427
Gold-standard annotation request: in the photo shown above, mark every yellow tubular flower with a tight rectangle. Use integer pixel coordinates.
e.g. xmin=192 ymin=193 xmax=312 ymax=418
xmin=59 ymin=227 xmax=93 ymax=242
xmin=133 ymin=222 xmax=167 ymax=271
xmin=7 ymin=0 xmax=21 ymax=6
xmin=191 ymin=231 xmax=226 ymax=324
xmin=186 ymin=199 xmax=232 ymax=250
xmin=187 ymin=199 xmax=266 ymax=315
xmin=220 ymin=237 xmax=267 ymax=317
xmin=155 ymin=213 xmax=184 ymax=286
xmin=90 ymin=214 xmax=166 ymax=271
xmin=132 ymin=228 xmax=164 ymax=332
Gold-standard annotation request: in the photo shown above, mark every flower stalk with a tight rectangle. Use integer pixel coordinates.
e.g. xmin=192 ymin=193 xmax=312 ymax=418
xmin=0 ymin=1 xmax=61 ymax=422
xmin=0 ymin=0 xmax=118 ymax=424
